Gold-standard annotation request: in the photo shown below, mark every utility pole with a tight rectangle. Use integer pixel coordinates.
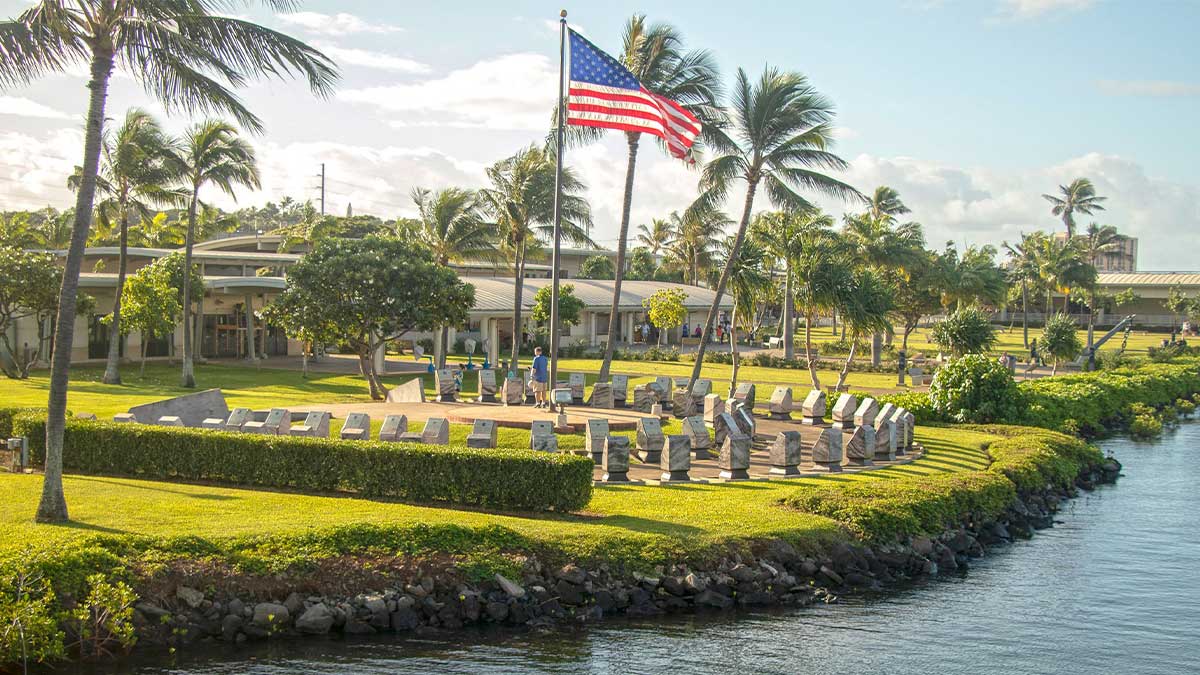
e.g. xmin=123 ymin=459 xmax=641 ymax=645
xmin=319 ymin=163 xmax=326 ymax=215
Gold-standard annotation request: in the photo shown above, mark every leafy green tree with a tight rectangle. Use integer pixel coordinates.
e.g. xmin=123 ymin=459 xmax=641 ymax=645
xmin=1041 ymin=313 xmax=1082 ymax=375
xmin=753 ymin=210 xmax=815 ymax=360
xmin=478 ymin=145 xmax=592 ymax=370
xmin=1042 ymin=178 xmax=1106 ymax=238
xmin=1 ymin=0 xmax=336 ymax=524
xmin=110 ymin=262 xmax=181 ymax=377
xmin=892 ymin=250 xmax=942 ymax=351
xmin=624 ymin=247 xmax=657 ymax=280
xmin=686 ymin=65 xmax=861 ymax=387
xmin=929 ymin=354 xmax=1022 ymax=424
xmin=531 ymin=284 xmax=584 ymax=334
xmin=643 ymin=288 xmax=688 ymax=346
xmin=1164 ymin=286 xmax=1191 ymax=333
xmin=411 ymin=186 xmax=495 ymax=368
xmin=719 ymin=235 xmax=771 ymax=395
xmin=930 ymin=307 xmax=998 ymax=357
xmin=833 ymin=269 xmax=894 ymax=390
xmin=69 ymin=108 xmax=183 ymax=385
xmin=788 ymin=219 xmax=852 ymax=389
xmin=579 ymin=255 xmax=615 ymax=280
xmin=177 ymin=120 xmax=261 ymax=389
xmin=1003 ymin=231 xmax=1045 ymax=349
xmin=264 ymin=237 xmax=473 ymax=400
xmin=636 ymin=218 xmax=674 ymax=255
xmin=0 ymin=248 xmax=60 ymax=379
xmin=564 ymin=16 xmax=721 ymax=383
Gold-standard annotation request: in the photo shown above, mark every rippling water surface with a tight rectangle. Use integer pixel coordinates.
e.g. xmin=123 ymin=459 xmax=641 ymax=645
xmin=76 ymin=424 xmax=1200 ymax=675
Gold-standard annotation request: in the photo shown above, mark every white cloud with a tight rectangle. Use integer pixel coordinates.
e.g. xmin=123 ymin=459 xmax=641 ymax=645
xmin=277 ymin=12 xmax=403 ymax=36
xmin=0 ymin=96 xmax=74 ymax=120
xmin=0 ymin=128 xmax=82 ymax=209
xmin=1096 ymin=79 xmax=1200 ymax=97
xmin=338 ymin=53 xmax=557 ymax=131
xmin=811 ymin=152 xmax=1200 ymax=269
xmin=996 ymin=0 xmax=1096 ymax=19
xmin=313 ymin=43 xmax=430 ymax=74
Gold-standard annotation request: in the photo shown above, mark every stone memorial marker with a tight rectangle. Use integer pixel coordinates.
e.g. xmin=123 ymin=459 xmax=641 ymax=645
xmin=602 ymin=436 xmax=632 ymax=482
xmin=768 ymin=386 xmax=793 ymax=420
xmin=907 ymin=367 xmax=924 ymax=383
xmin=113 ymin=413 xmax=137 ymax=424
xmin=874 ymin=420 xmax=897 ymax=461
xmin=660 ymin=434 xmax=692 ymax=483
xmin=703 ymin=394 xmax=724 ymax=427
xmin=478 ymin=369 xmax=498 ymax=403
xmin=339 ymin=413 xmax=371 ymax=440
xmin=569 ymin=373 xmax=586 ymax=404
xmin=378 ymin=414 xmax=408 ymax=442
xmin=589 ymin=382 xmax=615 ymax=409
xmin=385 ymin=378 xmax=425 ymax=403
xmin=466 ymin=419 xmax=497 ymax=448
xmin=733 ymin=382 xmax=756 ymax=411
xmin=902 ymin=411 xmax=916 ymax=451
xmin=683 ymin=415 xmax=713 ymax=459
xmin=422 ymin=417 xmax=450 ymax=445
xmin=530 ymin=420 xmax=558 ymax=452
xmin=769 ymin=431 xmax=802 ymax=477
xmin=886 ymin=408 xmax=908 ymax=456
xmin=290 ymin=411 xmax=330 ymax=438
xmin=632 ymin=384 xmax=656 ymax=413
xmin=810 ymin=427 xmax=844 ymax=472
xmin=854 ymin=397 xmax=879 ymax=428
xmin=611 ymin=374 xmax=629 ymax=407
xmin=831 ymin=394 xmax=858 ymax=430
xmin=691 ymin=378 xmax=712 ymax=398
xmin=844 ymin=425 xmax=875 ymax=467
xmin=671 ymin=388 xmax=696 ymax=418
xmin=652 ymin=376 xmax=672 ymax=403
xmin=200 ymin=416 xmax=224 ymax=430
xmin=713 ymin=410 xmax=738 ymax=446
xmin=129 ymin=387 xmax=229 ymax=428
xmin=157 ymin=416 xmax=184 ymax=427
xmin=876 ymin=403 xmax=898 ymax=429
xmin=502 ymin=374 xmax=524 ymax=406
xmin=225 ymin=408 xmax=252 ymax=432
xmin=651 ymin=403 xmax=665 ymax=417
xmin=244 ymin=408 xmax=289 ymax=435
xmin=435 ymin=368 xmax=457 ymax=403
xmin=735 ymin=407 xmax=756 ymax=437
xmin=585 ymin=419 xmax=610 ymax=462
xmin=636 ymin=417 xmax=665 ymax=463
xmin=717 ymin=432 xmax=751 ymax=481
xmin=673 ymin=376 xmax=690 ymax=388
xmin=75 ymin=412 xmax=97 ymax=421
xmin=523 ymin=370 xmax=537 ymax=404
xmin=800 ymin=390 xmax=827 ymax=426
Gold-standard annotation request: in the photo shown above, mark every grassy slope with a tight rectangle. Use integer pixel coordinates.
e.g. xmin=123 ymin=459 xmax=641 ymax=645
xmin=0 ymin=425 xmax=993 ymax=559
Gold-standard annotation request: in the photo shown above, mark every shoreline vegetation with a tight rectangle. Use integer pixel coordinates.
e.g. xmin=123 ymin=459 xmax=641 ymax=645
xmin=2 ymin=357 xmax=1197 ymax=669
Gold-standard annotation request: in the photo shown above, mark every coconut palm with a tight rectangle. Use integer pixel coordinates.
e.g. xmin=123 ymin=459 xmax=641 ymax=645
xmin=411 ymin=187 xmax=496 ymax=367
xmin=752 ymin=208 xmax=835 ymax=360
xmin=636 ymin=217 xmax=674 ymax=256
xmin=1 ymin=0 xmax=336 ymax=523
xmin=178 ymin=120 xmax=262 ymax=388
xmin=685 ymin=66 xmax=861 ymax=386
xmin=1043 ymin=178 xmax=1106 ymax=238
xmin=664 ymin=208 xmax=726 ymax=286
xmin=718 ymin=235 xmax=771 ymax=396
xmin=1032 ymin=235 xmax=1093 ymax=314
xmin=866 ymin=185 xmax=911 ymax=222
xmin=68 ymin=108 xmax=183 ymax=385
xmin=790 ymin=221 xmax=852 ymax=389
xmin=1002 ymin=231 xmax=1045 ymax=349
xmin=832 ymin=269 xmax=893 ymax=391
xmin=1078 ymin=223 xmax=1125 ymax=347
xmin=584 ymin=15 xmax=721 ymax=382
xmin=936 ymin=243 xmax=1009 ymax=311
xmin=478 ymin=145 xmax=592 ymax=371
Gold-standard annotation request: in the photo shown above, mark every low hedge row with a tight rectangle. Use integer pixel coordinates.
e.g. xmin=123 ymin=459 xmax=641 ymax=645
xmin=781 ymin=427 xmax=1104 ymax=543
xmin=13 ymin=416 xmax=594 ymax=512
xmin=0 ymin=407 xmax=45 ymax=439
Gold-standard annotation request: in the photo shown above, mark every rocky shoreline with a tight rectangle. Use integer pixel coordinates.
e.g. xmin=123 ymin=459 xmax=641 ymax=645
xmin=124 ymin=457 xmax=1122 ymax=653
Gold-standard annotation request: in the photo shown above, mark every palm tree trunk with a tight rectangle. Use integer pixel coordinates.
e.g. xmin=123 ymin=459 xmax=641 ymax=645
xmin=302 ymin=340 xmax=309 ymax=379
xmin=728 ymin=303 xmax=740 ymax=397
xmin=782 ymin=266 xmax=794 ymax=360
xmin=689 ymin=181 xmax=759 ymax=388
xmin=180 ymin=183 xmax=200 ymax=388
xmin=598 ymin=133 xmax=640 ymax=383
xmin=805 ymin=312 xmax=820 ymax=390
xmin=140 ymin=340 xmax=147 ymax=378
xmin=102 ymin=209 xmax=129 ymax=384
xmin=1021 ymin=280 xmax=1029 ymax=349
xmin=835 ymin=340 xmax=857 ymax=390
xmin=509 ymin=240 xmax=526 ymax=371
xmin=37 ymin=50 xmax=115 ymax=524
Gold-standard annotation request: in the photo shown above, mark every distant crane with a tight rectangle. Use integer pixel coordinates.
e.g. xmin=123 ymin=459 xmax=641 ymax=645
xmin=1084 ymin=315 xmax=1135 ymax=371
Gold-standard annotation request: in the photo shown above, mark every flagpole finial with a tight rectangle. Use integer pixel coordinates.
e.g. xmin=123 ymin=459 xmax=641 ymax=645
xmin=560 ymin=9 xmax=567 ymax=18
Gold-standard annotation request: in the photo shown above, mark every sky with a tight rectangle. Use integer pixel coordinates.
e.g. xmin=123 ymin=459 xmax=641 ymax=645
xmin=0 ymin=0 xmax=1197 ymax=268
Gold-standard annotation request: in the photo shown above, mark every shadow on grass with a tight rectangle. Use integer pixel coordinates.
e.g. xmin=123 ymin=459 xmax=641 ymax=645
xmin=73 ymin=476 xmax=241 ymax=501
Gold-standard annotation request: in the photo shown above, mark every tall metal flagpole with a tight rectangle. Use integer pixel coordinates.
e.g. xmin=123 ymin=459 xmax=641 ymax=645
xmin=549 ymin=9 xmax=567 ymax=388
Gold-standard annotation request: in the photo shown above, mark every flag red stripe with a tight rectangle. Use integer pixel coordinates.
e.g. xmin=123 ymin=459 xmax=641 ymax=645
xmin=569 ymin=86 xmax=701 ymax=136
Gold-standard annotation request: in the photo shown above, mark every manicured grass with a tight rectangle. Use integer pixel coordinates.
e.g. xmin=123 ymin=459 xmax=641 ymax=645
xmin=800 ymin=324 xmax=1164 ymax=357
xmin=0 ymin=425 xmax=994 ymax=558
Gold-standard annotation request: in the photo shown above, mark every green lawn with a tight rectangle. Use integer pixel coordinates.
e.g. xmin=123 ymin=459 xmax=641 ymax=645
xmin=800 ymin=324 xmax=1164 ymax=357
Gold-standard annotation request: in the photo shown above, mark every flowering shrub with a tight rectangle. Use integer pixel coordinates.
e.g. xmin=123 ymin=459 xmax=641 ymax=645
xmin=928 ymin=355 xmax=1023 ymax=424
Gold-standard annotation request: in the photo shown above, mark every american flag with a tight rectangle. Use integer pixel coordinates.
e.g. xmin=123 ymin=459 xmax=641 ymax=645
xmin=566 ymin=29 xmax=701 ymax=160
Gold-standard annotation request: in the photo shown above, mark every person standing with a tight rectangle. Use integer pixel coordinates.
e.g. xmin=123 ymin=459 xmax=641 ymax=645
xmin=531 ymin=346 xmax=549 ymax=409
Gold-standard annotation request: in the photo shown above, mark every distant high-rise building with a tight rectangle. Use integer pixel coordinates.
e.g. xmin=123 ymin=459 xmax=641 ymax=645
xmin=1054 ymin=232 xmax=1138 ymax=272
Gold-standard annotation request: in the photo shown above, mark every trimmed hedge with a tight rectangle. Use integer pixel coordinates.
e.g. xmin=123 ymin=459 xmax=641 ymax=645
xmin=782 ymin=427 xmax=1104 ymax=543
xmin=0 ymin=407 xmax=45 ymax=439
xmin=13 ymin=416 xmax=594 ymax=512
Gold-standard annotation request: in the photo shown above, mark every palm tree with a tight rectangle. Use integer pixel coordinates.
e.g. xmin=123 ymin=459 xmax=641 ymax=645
xmin=719 ymin=235 xmax=771 ymax=396
xmin=752 ymin=209 xmax=835 ymax=360
xmin=1032 ymin=236 xmax=1093 ymax=314
xmin=588 ymin=15 xmax=721 ymax=382
xmin=1043 ymin=178 xmax=1106 ymax=238
xmin=866 ymin=185 xmax=911 ymax=222
xmin=790 ymin=221 xmax=852 ymax=389
xmin=1 ymin=0 xmax=336 ymax=523
xmin=936 ymin=243 xmax=1009 ymax=311
xmin=1002 ymin=232 xmax=1045 ymax=349
xmin=664 ymin=208 xmax=726 ymax=286
xmin=178 ymin=120 xmax=261 ymax=387
xmin=833 ymin=269 xmax=893 ymax=390
xmin=412 ymin=187 xmax=496 ymax=368
xmin=636 ymin=217 xmax=674 ymax=256
xmin=1078 ymin=223 xmax=1125 ymax=347
xmin=685 ymin=66 xmax=861 ymax=387
xmin=478 ymin=146 xmax=592 ymax=371
xmin=68 ymin=108 xmax=182 ymax=385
